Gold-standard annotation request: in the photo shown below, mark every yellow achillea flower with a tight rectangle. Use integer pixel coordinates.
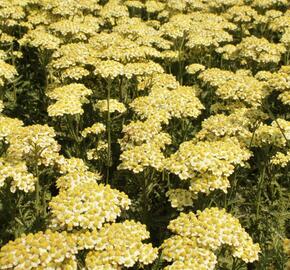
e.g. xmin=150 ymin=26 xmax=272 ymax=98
xmin=87 ymin=140 xmax=108 ymax=161
xmin=84 ymin=220 xmax=158 ymax=269
xmin=81 ymin=122 xmax=106 ymax=137
xmin=118 ymin=118 xmax=165 ymax=150
xmin=49 ymin=15 xmax=100 ymax=40
xmin=165 ymin=137 xmax=251 ymax=193
xmin=100 ymin=0 xmax=129 ymax=25
xmin=196 ymin=109 xmax=253 ymax=143
xmin=252 ymin=119 xmax=290 ymax=147
xmin=61 ymin=66 xmax=90 ymax=81
xmin=18 ymin=26 xmax=62 ymax=51
xmin=225 ymin=5 xmax=259 ymax=24
xmin=0 ymin=230 xmax=78 ymax=270
xmin=49 ymin=182 xmax=131 ymax=230
xmin=130 ymin=85 xmax=204 ymax=121
xmin=235 ymin=36 xmax=286 ymax=64
xmin=166 ymin=189 xmax=196 ymax=210
xmin=47 ymin=83 xmax=92 ymax=116
xmin=137 ymin=73 xmax=179 ymax=91
xmin=259 ymin=66 xmax=290 ymax=106
xmin=40 ymin=0 xmax=101 ymax=16
xmin=0 ymin=59 xmax=18 ymax=86
xmin=95 ymin=99 xmax=126 ymax=114
xmin=55 ymin=156 xmax=89 ymax=174
xmin=56 ymin=170 xmax=102 ymax=191
xmin=7 ymin=124 xmax=61 ymax=166
xmin=0 ymin=115 xmax=23 ymax=142
xmin=118 ymin=142 xmax=167 ymax=173
xmin=251 ymin=0 xmax=289 ymax=9
xmin=0 ymin=158 xmax=36 ymax=193
xmin=186 ymin=63 xmax=206 ymax=74
xmin=199 ymin=68 xmax=268 ymax=107
xmin=162 ymin=208 xmax=260 ymax=269
xmin=271 ymin=151 xmax=290 ymax=167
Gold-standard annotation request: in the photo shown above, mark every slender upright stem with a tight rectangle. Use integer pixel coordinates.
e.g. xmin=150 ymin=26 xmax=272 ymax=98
xmin=106 ymin=79 xmax=112 ymax=184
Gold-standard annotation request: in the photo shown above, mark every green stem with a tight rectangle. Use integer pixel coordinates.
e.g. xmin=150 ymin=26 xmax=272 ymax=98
xmin=106 ymin=79 xmax=112 ymax=184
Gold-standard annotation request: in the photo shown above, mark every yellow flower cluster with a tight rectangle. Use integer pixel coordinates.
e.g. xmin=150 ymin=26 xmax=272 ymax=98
xmin=119 ymin=118 xmax=162 ymax=150
xmin=0 ymin=230 xmax=78 ymax=270
xmin=196 ymin=108 xmax=253 ymax=143
xmin=47 ymin=83 xmax=92 ymax=116
xmin=161 ymin=208 xmax=260 ymax=269
xmin=49 ymin=182 xmax=131 ymax=230
xmin=118 ymin=142 xmax=167 ymax=173
xmin=0 ymin=158 xmax=36 ymax=193
xmin=56 ymin=170 xmax=101 ymax=191
xmin=84 ymin=220 xmax=158 ymax=269
xmin=186 ymin=63 xmax=206 ymax=75
xmin=271 ymin=151 xmax=290 ymax=167
xmin=0 ymin=115 xmax=23 ymax=142
xmin=260 ymin=66 xmax=290 ymax=106
xmin=224 ymin=5 xmax=259 ymax=24
xmin=199 ymin=68 xmax=268 ymax=106
xmin=95 ymin=99 xmax=126 ymax=114
xmin=0 ymin=59 xmax=18 ymax=86
xmin=165 ymin=137 xmax=251 ymax=193
xmin=7 ymin=124 xmax=61 ymax=167
xmin=19 ymin=27 xmax=62 ymax=51
xmin=252 ymin=0 xmax=289 ymax=9
xmin=130 ymin=86 xmax=204 ymax=122
xmin=87 ymin=140 xmax=108 ymax=161
xmin=235 ymin=36 xmax=286 ymax=64
xmin=137 ymin=73 xmax=179 ymax=92
xmin=166 ymin=189 xmax=196 ymax=210
xmin=81 ymin=122 xmax=106 ymax=137
xmin=49 ymin=15 xmax=100 ymax=40
xmin=252 ymin=119 xmax=290 ymax=147
xmin=55 ymin=156 xmax=89 ymax=174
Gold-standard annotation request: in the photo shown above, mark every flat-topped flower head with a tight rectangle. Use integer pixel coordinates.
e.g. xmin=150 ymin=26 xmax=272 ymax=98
xmin=95 ymin=99 xmax=126 ymax=114
xmin=49 ymin=182 xmax=131 ymax=230
xmin=84 ymin=220 xmax=158 ymax=269
xmin=47 ymin=83 xmax=92 ymax=116
xmin=161 ymin=208 xmax=260 ymax=269
xmin=0 ymin=230 xmax=78 ymax=270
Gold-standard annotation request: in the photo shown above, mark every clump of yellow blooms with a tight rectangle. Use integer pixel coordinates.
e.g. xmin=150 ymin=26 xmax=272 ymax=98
xmin=84 ymin=221 xmax=158 ymax=269
xmin=6 ymin=124 xmax=61 ymax=166
xmin=234 ymin=36 xmax=286 ymax=64
xmin=0 ymin=58 xmax=18 ymax=86
xmin=47 ymin=83 xmax=92 ymax=116
xmin=19 ymin=27 xmax=62 ymax=51
xmin=186 ymin=63 xmax=206 ymax=74
xmin=0 ymin=230 xmax=78 ymax=270
xmin=252 ymin=119 xmax=290 ymax=147
xmin=55 ymin=170 xmax=102 ymax=191
xmin=166 ymin=189 xmax=196 ymax=210
xmin=0 ymin=158 xmax=36 ymax=193
xmin=130 ymin=85 xmax=204 ymax=122
xmin=271 ymin=151 xmax=290 ymax=167
xmin=199 ymin=68 xmax=268 ymax=107
xmin=165 ymin=137 xmax=251 ymax=194
xmin=161 ymin=208 xmax=260 ymax=269
xmin=49 ymin=182 xmax=131 ymax=230
xmin=196 ymin=108 xmax=253 ymax=143
xmin=118 ymin=141 xmax=168 ymax=173
xmin=81 ymin=122 xmax=106 ymax=137
xmin=95 ymin=99 xmax=126 ymax=114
